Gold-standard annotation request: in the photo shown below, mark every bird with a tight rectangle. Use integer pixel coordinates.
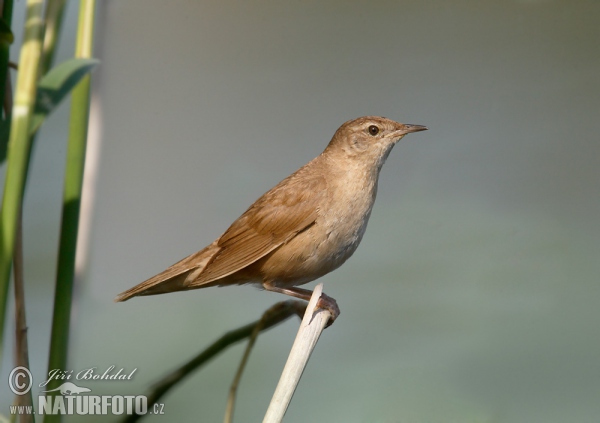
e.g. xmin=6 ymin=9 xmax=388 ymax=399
xmin=115 ymin=116 xmax=427 ymax=324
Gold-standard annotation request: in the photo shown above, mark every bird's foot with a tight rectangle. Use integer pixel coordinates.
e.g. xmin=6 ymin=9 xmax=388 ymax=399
xmin=316 ymin=293 xmax=340 ymax=328
xmin=262 ymin=283 xmax=340 ymax=327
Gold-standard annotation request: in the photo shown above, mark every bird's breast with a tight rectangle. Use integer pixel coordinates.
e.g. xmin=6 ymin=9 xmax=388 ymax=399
xmin=318 ymin=172 xmax=377 ymax=263
xmin=258 ymin=167 xmax=378 ymax=287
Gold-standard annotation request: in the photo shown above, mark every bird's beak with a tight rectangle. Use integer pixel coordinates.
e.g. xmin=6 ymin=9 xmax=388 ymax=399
xmin=396 ymin=124 xmax=428 ymax=136
xmin=390 ymin=124 xmax=428 ymax=142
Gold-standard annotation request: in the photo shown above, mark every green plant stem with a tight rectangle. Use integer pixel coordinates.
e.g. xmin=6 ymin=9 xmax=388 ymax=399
xmin=42 ymin=7 xmax=95 ymax=423
xmin=45 ymin=1 xmax=96 ymax=411
xmin=0 ymin=0 xmax=44 ymax=371
xmin=41 ymin=0 xmax=68 ymax=75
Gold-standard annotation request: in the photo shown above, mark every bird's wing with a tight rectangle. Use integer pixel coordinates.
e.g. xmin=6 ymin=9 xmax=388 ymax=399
xmin=190 ymin=173 xmax=326 ymax=286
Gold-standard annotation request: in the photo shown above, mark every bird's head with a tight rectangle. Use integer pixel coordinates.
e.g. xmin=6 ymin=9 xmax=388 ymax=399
xmin=325 ymin=116 xmax=427 ymax=170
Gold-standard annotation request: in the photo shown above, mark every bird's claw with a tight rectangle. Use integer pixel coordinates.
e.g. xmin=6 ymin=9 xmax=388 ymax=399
xmin=316 ymin=293 xmax=340 ymax=328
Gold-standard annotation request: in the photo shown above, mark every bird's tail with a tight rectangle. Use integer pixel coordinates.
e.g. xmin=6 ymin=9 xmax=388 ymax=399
xmin=115 ymin=242 xmax=219 ymax=302
xmin=114 ymin=270 xmax=191 ymax=302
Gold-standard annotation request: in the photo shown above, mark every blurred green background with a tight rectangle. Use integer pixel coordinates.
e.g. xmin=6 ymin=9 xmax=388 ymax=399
xmin=1 ymin=0 xmax=599 ymax=422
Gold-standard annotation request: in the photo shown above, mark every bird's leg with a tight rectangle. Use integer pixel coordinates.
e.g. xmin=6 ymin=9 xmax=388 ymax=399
xmin=262 ymin=283 xmax=340 ymax=326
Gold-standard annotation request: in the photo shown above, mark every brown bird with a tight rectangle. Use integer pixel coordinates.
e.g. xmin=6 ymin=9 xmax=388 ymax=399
xmin=116 ymin=116 xmax=427 ymax=323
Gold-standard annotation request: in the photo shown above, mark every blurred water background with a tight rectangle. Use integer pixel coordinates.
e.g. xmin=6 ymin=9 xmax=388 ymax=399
xmin=1 ymin=1 xmax=599 ymax=422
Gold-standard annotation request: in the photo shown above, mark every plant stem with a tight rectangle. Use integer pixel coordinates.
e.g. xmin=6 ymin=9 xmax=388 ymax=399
xmin=121 ymin=301 xmax=306 ymax=423
xmin=45 ymin=1 xmax=96 ymax=419
xmin=14 ymin=215 xmax=35 ymax=422
xmin=263 ymin=284 xmax=331 ymax=423
xmin=0 ymin=0 xmax=44 ymax=371
xmin=41 ymin=0 xmax=68 ymax=75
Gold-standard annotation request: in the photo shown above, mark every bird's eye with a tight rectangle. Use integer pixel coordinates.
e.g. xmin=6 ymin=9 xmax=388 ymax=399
xmin=368 ymin=125 xmax=379 ymax=136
